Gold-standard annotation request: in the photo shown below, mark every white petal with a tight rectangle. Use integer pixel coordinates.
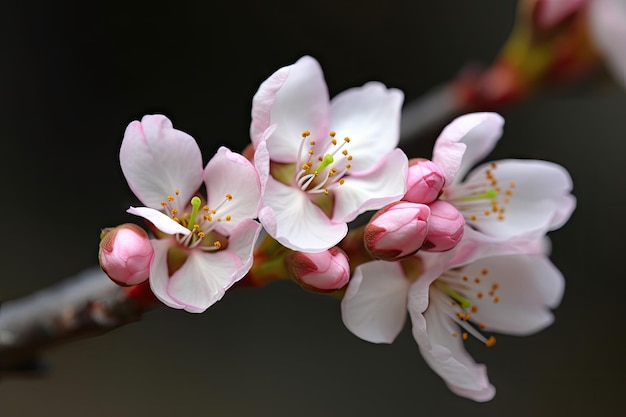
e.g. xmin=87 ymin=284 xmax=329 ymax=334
xmin=253 ymin=125 xmax=276 ymax=196
xmin=409 ymin=296 xmax=495 ymax=402
xmin=148 ymin=238 xmax=185 ymax=310
xmin=332 ymin=148 xmax=408 ymax=223
xmin=459 ymin=254 xmax=564 ymax=335
xmin=127 ymin=206 xmax=191 ymax=236
xmin=341 ymin=261 xmax=410 ymax=344
xmin=463 ymin=159 xmax=575 ymax=238
xmin=433 ymin=113 xmax=504 ymax=185
xmin=259 ymin=176 xmax=347 ymax=252
xmin=329 ymin=82 xmax=404 ymax=172
xmin=204 ymin=146 xmax=261 ymax=234
xmin=120 ymin=114 xmax=204 ymax=209
xmin=255 ymin=56 xmax=330 ymax=163
xmin=168 ymin=250 xmax=242 ymax=313
xmin=589 ymin=0 xmax=626 ymax=88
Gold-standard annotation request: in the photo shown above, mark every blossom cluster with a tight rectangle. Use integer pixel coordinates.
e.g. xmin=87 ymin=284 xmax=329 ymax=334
xmin=99 ymin=54 xmax=576 ymax=401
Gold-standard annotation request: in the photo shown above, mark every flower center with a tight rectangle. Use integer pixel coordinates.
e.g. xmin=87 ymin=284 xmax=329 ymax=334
xmin=160 ymin=190 xmax=234 ymax=251
xmin=442 ymin=162 xmax=515 ymax=224
xmin=293 ymin=130 xmax=353 ymax=196
xmin=431 ymin=266 xmax=502 ymax=348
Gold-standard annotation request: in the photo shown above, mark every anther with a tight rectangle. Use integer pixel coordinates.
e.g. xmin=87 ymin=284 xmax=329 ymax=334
xmin=214 ymin=241 xmax=221 ymax=249
xmin=329 ymin=131 xmax=336 ymax=137
xmin=485 ymin=336 xmax=496 ymax=347
xmin=225 ymin=194 xmax=233 ymax=201
xmin=302 ymin=130 xmax=311 ymax=138
xmin=225 ymin=215 xmax=231 ymax=221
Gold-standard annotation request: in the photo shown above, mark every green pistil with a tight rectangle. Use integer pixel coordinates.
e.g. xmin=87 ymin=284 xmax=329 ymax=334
xmin=314 ymin=154 xmax=334 ymax=173
xmin=188 ymin=196 xmax=201 ymax=231
xmin=459 ymin=188 xmax=498 ymax=201
xmin=436 ymin=282 xmax=471 ymax=309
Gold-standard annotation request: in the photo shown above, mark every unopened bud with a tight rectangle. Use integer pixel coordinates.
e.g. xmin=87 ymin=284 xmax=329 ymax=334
xmin=422 ymin=200 xmax=464 ymax=252
xmin=365 ymin=201 xmax=431 ymax=261
xmin=404 ymin=159 xmax=445 ymax=204
xmin=99 ymin=223 xmax=154 ymax=286
xmin=286 ymin=247 xmax=350 ymax=292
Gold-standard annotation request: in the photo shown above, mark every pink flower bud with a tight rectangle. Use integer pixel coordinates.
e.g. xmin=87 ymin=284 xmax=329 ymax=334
xmin=99 ymin=223 xmax=154 ymax=286
xmin=422 ymin=200 xmax=465 ymax=252
xmin=365 ymin=201 xmax=431 ymax=261
xmin=286 ymin=247 xmax=350 ymax=292
xmin=404 ymin=159 xmax=445 ymax=204
xmin=529 ymin=0 xmax=588 ymax=31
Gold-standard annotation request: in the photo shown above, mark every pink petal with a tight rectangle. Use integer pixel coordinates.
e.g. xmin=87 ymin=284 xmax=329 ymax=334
xmin=252 ymin=125 xmax=277 ymax=196
xmin=329 ymin=82 xmax=404 ymax=172
xmin=432 ymin=113 xmax=504 ymax=185
xmin=149 ymin=238 xmax=185 ymax=310
xmin=341 ymin=261 xmax=410 ymax=343
xmin=204 ymin=146 xmax=261 ymax=234
xmin=251 ymin=56 xmax=330 ymax=163
xmin=224 ymin=218 xmax=263 ymax=284
xmin=168 ymin=249 xmax=242 ymax=313
xmin=589 ymin=0 xmax=626 ymax=88
xmin=127 ymin=206 xmax=191 ymax=236
xmin=332 ymin=148 xmax=408 ymax=223
xmin=460 ymin=254 xmax=564 ymax=335
xmin=120 ymin=114 xmax=204 ymax=209
xmin=258 ymin=177 xmax=347 ymax=252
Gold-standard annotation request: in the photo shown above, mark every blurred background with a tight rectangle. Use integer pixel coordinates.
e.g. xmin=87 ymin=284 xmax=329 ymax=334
xmin=1 ymin=0 xmax=624 ymax=416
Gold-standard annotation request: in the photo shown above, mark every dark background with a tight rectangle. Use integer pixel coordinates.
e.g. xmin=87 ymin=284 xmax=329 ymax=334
xmin=1 ymin=1 xmax=624 ymax=416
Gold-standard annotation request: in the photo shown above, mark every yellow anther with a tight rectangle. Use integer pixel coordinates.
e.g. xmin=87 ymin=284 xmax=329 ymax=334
xmin=175 ymin=189 xmax=180 ymax=195
xmin=203 ymin=205 xmax=209 ymax=212
xmin=308 ymin=149 xmax=314 ymax=155
xmin=309 ymin=140 xmax=316 ymax=145
xmin=324 ymin=189 xmax=329 ymax=195
xmin=339 ymin=179 xmax=345 ymax=185
xmin=462 ymin=332 xmax=469 ymax=340
xmin=347 ymin=155 xmax=353 ymax=160
xmin=171 ymin=209 xmax=178 ymax=216
xmin=329 ymin=131 xmax=336 ymax=137
xmin=214 ymin=241 xmax=222 ymax=249
xmin=452 ymin=332 xmax=458 ymax=337
xmin=485 ymin=336 xmax=496 ymax=347
xmin=493 ymin=297 xmax=500 ymax=303
xmin=197 ymin=232 xmax=205 ymax=238
xmin=173 ymin=217 xmax=180 ymax=223
xmin=345 ymin=164 xmax=351 ymax=169
xmin=167 ymin=195 xmax=174 ymax=202
xmin=302 ymin=130 xmax=311 ymax=137
xmin=342 ymin=150 xmax=348 ymax=156
xmin=474 ymin=277 xmax=481 ymax=284
xmin=211 ymin=209 xmax=216 ymax=214
xmin=161 ymin=201 xmax=167 ymax=206
xmin=225 ymin=215 xmax=231 ymax=221
xmin=470 ymin=215 xmax=477 ymax=221
xmin=344 ymin=137 xmax=350 ymax=143
xmin=482 ymin=268 xmax=489 ymax=275
xmin=225 ymin=194 xmax=233 ymax=201
xmin=331 ymin=139 xmax=337 ymax=145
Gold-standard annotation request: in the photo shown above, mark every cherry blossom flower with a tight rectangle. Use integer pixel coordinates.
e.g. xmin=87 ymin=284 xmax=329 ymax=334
xmin=430 ymin=112 xmax=576 ymax=240
xmin=341 ymin=229 xmax=564 ymax=401
xmin=250 ymin=55 xmax=408 ymax=252
xmin=120 ymin=114 xmax=262 ymax=313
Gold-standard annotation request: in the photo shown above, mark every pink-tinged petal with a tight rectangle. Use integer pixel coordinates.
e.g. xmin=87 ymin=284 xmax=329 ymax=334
xmin=589 ymin=0 xmax=626 ymax=88
xmin=149 ymin=238 xmax=185 ymax=310
xmin=533 ymin=0 xmax=588 ymax=30
xmin=329 ymin=82 xmax=404 ymax=172
xmin=223 ymin=218 xmax=262 ymax=284
xmin=120 ymin=114 xmax=204 ymax=209
xmin=460 ymin=254 xmax=564 ymax=335
xmin=408 ymin=296 xmax=495 ymax=402
xmin=168 ymin=249 xmax=242 ymax=313
xmin=332 ymin=148 xmax=408 ymax=223
xmin=204 ymin=146 xmax=261 ymax=234
xmin=259 ymin=177 xmax=347 ymax=252
xmin=250 ymin=65 xmax=289 ymax=148
xmin=463 ymin=159 xmax=575 ymax=238
xmin=127 ymin=206 xmax=191 ymax=236
xmin=433 ymin=113 xmax=504 ymax=185
xmin=341 ymin=261 xmax=410 ymax=344
xmin=252 ymin=125 xmax=276 ymax=196
xmin=253 ymin=56 xmax=329 ymax=163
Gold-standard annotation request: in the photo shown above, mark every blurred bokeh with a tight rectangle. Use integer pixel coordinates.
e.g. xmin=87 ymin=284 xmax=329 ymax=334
xmin=1 ymin=1 xmax=624 ymax=416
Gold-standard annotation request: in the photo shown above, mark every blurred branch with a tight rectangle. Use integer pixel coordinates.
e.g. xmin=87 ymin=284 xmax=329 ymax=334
xmin=0 ymin=267 xmax=158 ymax=374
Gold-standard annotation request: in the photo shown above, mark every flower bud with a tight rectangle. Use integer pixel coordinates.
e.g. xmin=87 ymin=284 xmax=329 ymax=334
xmin=99 ymin=223 xmax=154 ymax=286
xmin=422 ymin=200 xmax=465 ymax=252
xmin=404 ymin=159 xmax=445 ymax=204
xmin=286 ymin=247 xmax=350 ymax=292
xmin=364 ymin=201 xmax=431 ymax=261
